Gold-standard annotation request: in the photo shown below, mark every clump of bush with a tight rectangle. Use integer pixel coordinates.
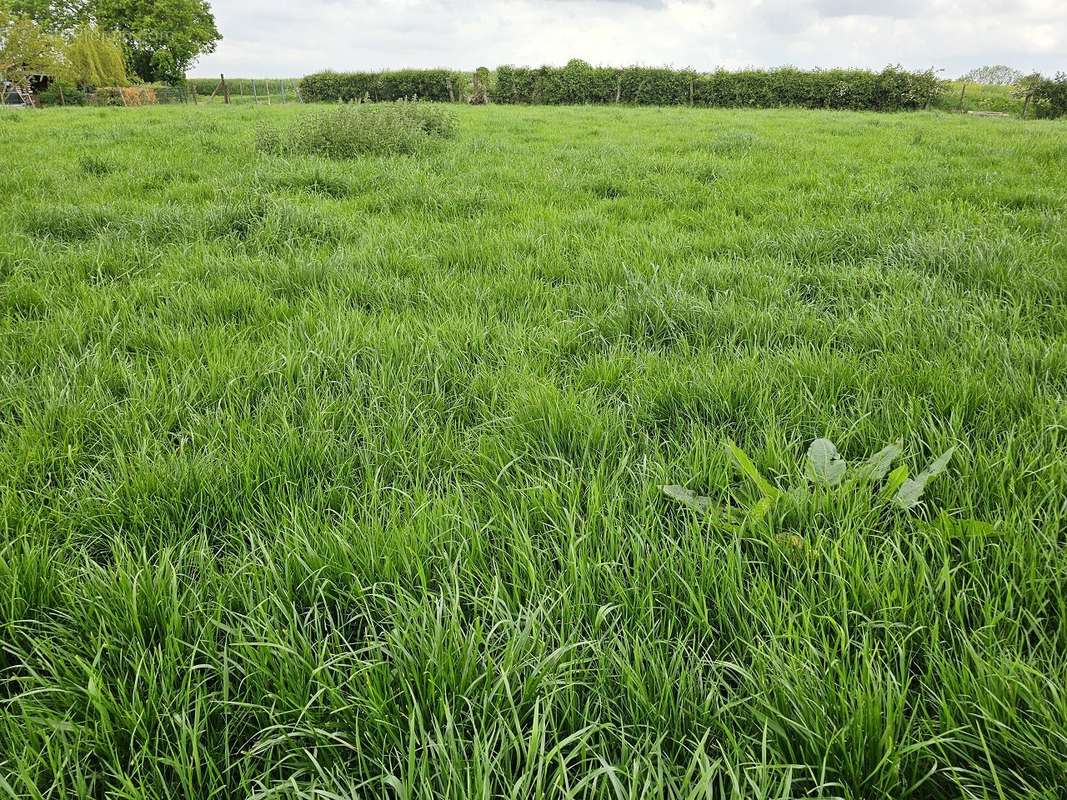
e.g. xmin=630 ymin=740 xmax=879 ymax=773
xmin=256 ymin=100 xmax=458 ymax=159
xmin=35 ymin=81 xmax=88 ymax=106
xmin=1028 ymin=72 xmax=1067 ymax=119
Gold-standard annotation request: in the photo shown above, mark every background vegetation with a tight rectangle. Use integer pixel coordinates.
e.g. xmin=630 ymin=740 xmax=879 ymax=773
xmin=2 ymin=0 xmax=220 ymax=83
xmin=299 ymin=68 xmax=469 ymax=103
xmin=1 ymin=102 xmax=1065 ymax=798
xmin=1030 ymin=72 xmax=1067 ymax=119
xmin=297 ymin=64 xmax=1067 ymax=118
xmin=931 ymin=80 xmax=1023 ymax=114
xmin=301 ymin=63 xmax=943 ymax=111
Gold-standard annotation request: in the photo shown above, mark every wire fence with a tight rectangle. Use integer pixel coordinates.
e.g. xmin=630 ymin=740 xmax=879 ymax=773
xmin=32 ymin=77 xmax=303 ymax=108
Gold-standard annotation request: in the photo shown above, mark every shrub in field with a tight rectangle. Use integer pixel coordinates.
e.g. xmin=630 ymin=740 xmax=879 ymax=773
xmin=256 ymin=101 xmax=457 ymax=159
xmin=407 ymin=101 xmax=458 ymax=137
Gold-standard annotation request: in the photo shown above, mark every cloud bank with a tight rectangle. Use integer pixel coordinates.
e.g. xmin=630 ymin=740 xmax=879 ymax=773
xmin=190 ymin=0 xmax=1067 ymax=79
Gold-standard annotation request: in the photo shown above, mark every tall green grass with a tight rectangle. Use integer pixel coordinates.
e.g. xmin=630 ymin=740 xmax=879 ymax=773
xmin=256 ymin=101 xmax=458 ymax=159
xmin=0 ymin=103 xmax=1065 ymax=799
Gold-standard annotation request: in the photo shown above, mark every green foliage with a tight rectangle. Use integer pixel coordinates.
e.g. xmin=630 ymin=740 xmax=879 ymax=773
xmin=961 ymin=64 xmax=1023 ymax=85
xmin=60 ymin=24 xmax=126 ymax=86
xmin=491 ymin=63 xmax=941 ymax=110
xmin=4 ymin=0 xmax=218 ymax=83
xmin=91 ymin=0 xmax=220 ymax=83
xmin=0 ymin=10 xmax=64 ymax=88
xmin=1029 ymin=72 xmax=1067 ymax=119
xmin=256 ymin=100 xmax=458 ymax=159
xmin=3 ymin=0 xmax=89 ymax=34
xmin=931 ymin=80 xmax=1023 ymax=114
xmin=468 ymin=66 xmax=490 ymax=105
xmin=806 ymin=437 xmax=846 ymax=485
xmin=33 ymin=78 xmax=85 ymax=104
xmin=892 ymin=447 xmax=955 ymax=510
xmin=664 ymin=438 xmax=964 ymax=531
xmin=299 ymin=69 xmax=465 ymax=103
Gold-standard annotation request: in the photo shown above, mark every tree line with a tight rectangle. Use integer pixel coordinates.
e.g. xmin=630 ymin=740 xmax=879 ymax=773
xmin=1 ymin=0 xmax=220 ymax=88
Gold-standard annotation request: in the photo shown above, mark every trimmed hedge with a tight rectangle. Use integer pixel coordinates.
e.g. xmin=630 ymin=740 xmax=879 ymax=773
xmin=493 ymin=61 xmax=941 ymax=110
xmin=299 ymin=62 xmax=957 ymax=112
xmin=300 ymin=70 xmax=468 ymax=103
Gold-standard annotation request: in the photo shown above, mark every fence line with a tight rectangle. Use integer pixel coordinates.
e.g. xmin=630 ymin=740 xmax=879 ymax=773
xmin=31 ymin=76 xmax=305 ymax=107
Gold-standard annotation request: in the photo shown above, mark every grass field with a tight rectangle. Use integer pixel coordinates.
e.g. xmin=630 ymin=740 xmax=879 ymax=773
xmin=1 ymin=103 xmax=1066 ymax=798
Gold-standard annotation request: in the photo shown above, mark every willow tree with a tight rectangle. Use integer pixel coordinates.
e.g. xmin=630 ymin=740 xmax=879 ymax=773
xmin=60 ymin=24 xmax=126 ymax=86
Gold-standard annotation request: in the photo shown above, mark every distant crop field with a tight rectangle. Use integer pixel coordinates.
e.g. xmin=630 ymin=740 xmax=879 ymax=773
xmin=1 ymin=104 xmax=1065 ymax=798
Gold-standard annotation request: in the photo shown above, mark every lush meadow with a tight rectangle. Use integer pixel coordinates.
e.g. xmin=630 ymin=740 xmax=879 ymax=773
xmin=1 ymin=103 xmax=1065 ymax=798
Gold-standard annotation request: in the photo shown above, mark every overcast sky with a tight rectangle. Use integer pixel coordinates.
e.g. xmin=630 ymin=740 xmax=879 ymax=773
xmin=189 ymin=0 xmax=1066 ymax=79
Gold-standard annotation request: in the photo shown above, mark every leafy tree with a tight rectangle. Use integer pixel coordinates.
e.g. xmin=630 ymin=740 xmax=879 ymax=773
xmin=2 ymin=0 xmax=87 ymax=33
xmin=59 ymin=23 xmax=124 ymax=86
xmin=2 ymin=0 xmax=220 ymax=82
xmin=0 ymin=10 xmax=64 ymax=88
xmin=92 ymin=0 xmax=219 ymax=83
xmin=961 ymin=65 xmax=1023 ymax=85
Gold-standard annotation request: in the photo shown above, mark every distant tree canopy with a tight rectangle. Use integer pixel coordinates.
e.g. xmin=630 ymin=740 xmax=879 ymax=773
xmin=1 ymin=0 xmax=220 ymax=82
xmin=961 ymin=65 xmax=1023 ymax=85
xmin=2 ymin=11 xmax=126 ymax=88
xmin=3 ymin=0 xmax=88 ymax=33
xmin=93 ymin=0 xmax=220 ymax=83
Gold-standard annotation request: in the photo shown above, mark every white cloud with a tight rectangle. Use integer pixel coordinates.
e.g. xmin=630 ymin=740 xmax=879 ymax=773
xmin=190 ymin=0 xmax=1067 ymax=78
